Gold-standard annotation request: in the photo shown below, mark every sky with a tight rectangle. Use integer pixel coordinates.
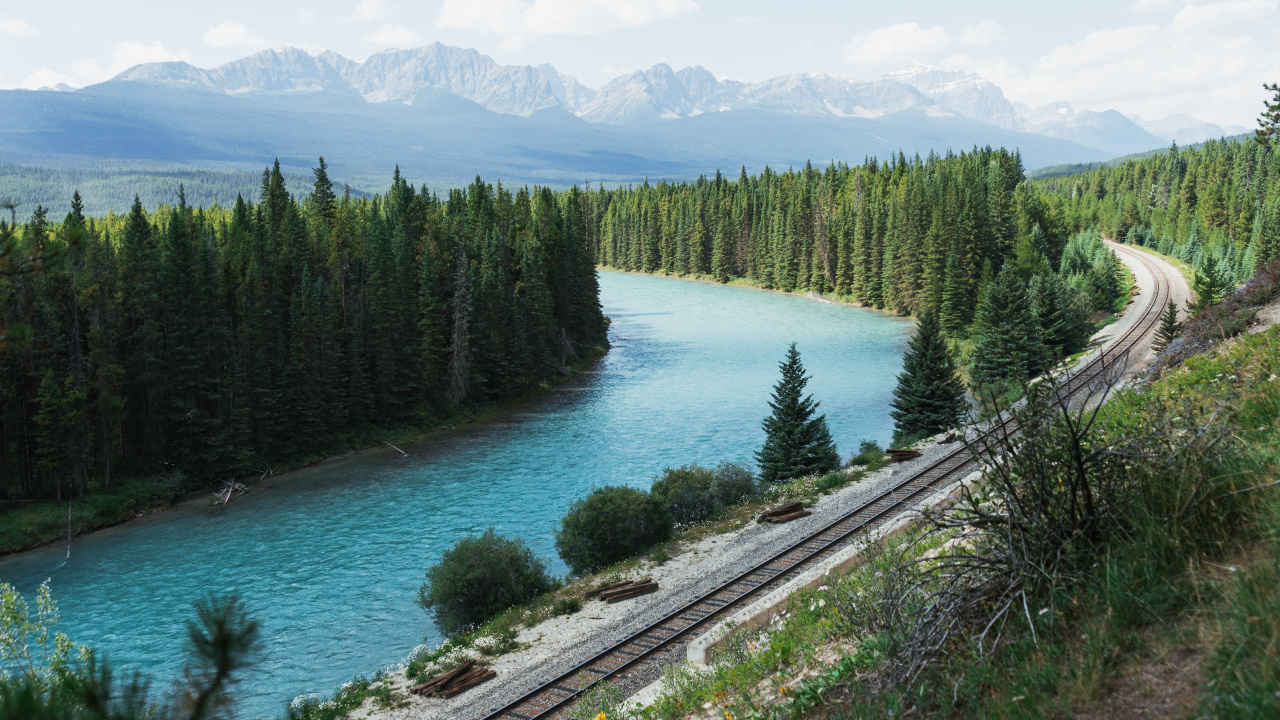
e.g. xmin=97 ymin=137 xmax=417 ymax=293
xmin=1 ymin=0 xmax=1277 ymax=127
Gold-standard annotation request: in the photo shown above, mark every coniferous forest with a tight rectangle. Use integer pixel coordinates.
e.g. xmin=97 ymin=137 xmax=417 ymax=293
xmin=0 ymin=161 xmax=607 ymax=503
xmin=588 ymin=148 xmax=1054 ymax=319
xmin=1039 ymin=137 xmax=1280 ymax=286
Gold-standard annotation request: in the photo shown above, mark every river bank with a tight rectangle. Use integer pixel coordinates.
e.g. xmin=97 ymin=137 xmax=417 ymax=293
xmin=596 ymin=265 xmax=910 ymax=318
xmin=0 ymin=343 xmax=610 ymax=559
xmin=0 ymin=270 xmax=914 ymax=719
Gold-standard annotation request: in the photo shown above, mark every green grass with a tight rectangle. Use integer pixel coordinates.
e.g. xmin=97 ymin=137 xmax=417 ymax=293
xmin=604 ymin=326 xmax=1280 ymax=720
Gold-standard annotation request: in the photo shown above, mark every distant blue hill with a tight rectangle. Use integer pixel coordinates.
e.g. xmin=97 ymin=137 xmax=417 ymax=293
xmin=0 ymin=80 xmax=1113 ymax=218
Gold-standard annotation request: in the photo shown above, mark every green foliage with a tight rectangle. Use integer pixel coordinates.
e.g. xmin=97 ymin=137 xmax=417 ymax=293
xmin=594 ymin=148 xmax=1048 ymax=319
xmin=1153 ymin=300 xmax=1183 ymax=352
xmin=755 ymin=343 xmax=839 ymax=483
xmin=889 ymin=310 xmax=968 ymax=446
xmin=969 ymin=267 xmax=1045 ymax=386
xmin=555 ymin=486 xmax=673 ymax=576
xmin=418 ymin=528 xmax=555 ymax=636
xmin=0 ymin=588 xmax=260 ymax=720
xmin=649 ymin=461 xmax=760 ymax=526
xmin=1257 ymin=81 xmax=1280 ymax=147
xmin=0 ymin=165 xmax=609 ymax=509
xmin=1193 ymin=253 xmax=1233 ymax=311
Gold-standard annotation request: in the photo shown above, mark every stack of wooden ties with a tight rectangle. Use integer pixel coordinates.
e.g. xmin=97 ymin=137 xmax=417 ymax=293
xmin=410 ymin=659 xmax=495 ymax=698
xmin=761 ymin=501 xmax=811 ymax=524
xmin=590 ymin=578 xmax=659 ymax=603
xmin=886 ymin=448 xmax=922 ymax=462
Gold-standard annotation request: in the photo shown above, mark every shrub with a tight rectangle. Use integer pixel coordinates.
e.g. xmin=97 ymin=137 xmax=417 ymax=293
xmin=650 ymin=462 xmax=760 ymax=526
xmin=650 ymin=465 xmax=718 ymax=526
xmin=710 ymin=461 xmax=760 ymax=507
xmin=418 ymin=528 xmax=555 ymax=636
xmin=848 ymin=439 xmax=883 ymax=465
xmin=552 ymin=597 xmax=581 ymax=616
xmin=816 ymin=471 xmax=847 ymax=492
xmin=555 ymin=486 xmax=672 ymax=576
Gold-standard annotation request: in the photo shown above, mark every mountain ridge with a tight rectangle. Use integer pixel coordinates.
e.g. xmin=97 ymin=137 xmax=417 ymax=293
xmin=95 ymin=45 xmax=1243 ymax=151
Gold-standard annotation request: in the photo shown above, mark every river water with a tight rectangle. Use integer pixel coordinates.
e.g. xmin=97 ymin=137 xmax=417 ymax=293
xmin=0 ymin=271 xmax=912 ymax=718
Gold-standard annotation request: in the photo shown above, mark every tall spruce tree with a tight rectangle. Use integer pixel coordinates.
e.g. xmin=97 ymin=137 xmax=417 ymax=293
xmin=755 ymin=343 xmax=839 ymax=482
xmin=970 ymin=266 xmax=1045 ymax=387
xmin=1153 ymin=300 xmax=1183 ymax=353
xmin=889 ymin=310 xmax=967 ymax=446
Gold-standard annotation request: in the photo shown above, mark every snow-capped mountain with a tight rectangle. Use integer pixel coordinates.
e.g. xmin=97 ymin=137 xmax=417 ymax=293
xmin=1126 ymin=113 xmax=1248 ymax=146
xmin=101 ymin=47 xmax=1027 ymax=128
xmin=88 ymin=44 xmax=1243 ymax=158
xmin=1015 ymin=101 xmax=1166 ymax=156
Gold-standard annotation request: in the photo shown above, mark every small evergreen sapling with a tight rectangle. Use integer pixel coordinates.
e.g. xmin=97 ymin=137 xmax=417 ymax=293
xmin=756 ymin=343 xmax=839 ymax=482
xmin=890 ymin=310 xmax=968 ymax=446
xmin=1153 ymin=300 xmax=1183 ymax=353
xmin=1192 ymin=255 xmax=1232 ymax=312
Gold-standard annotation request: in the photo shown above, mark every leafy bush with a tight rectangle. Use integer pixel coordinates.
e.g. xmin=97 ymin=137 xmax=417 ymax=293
xmin=649 ymin=462 xmax=760 ymax=526
xmin=650 ymin=465 xmax=717 ymax=526
xmin=710 ymin=461 xmax=760 ymax=506
xmin=418 ymin=528 xmax=555 ymax=636
xmin=555 ymin=486 xmax=672 ymax=576
xmin=815 ymin=471 xmax=848 ymax=492
xmin=552 ymin=597 xmax=581 ymax=616
xmin=848 ymin=440 xmax=883 ymax=465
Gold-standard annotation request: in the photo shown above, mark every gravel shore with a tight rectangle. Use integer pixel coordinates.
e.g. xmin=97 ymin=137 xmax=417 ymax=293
xmin=355 ymin=434 xmax=962 ymax=720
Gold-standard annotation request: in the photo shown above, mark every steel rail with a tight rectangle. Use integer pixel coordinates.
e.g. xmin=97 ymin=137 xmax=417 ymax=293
xmin=478 ymin=243 xmax=1169 ymax=720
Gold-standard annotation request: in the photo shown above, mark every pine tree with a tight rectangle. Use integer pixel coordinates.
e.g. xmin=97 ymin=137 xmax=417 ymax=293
xmin=970 ymin=267 xmax=1044 ymax=387
xmin=755 ymin=343 xmax=839 ymax=482
xmin=889 ymin=310 xmax=968 ymax=446
xmin=1152 ymin=301 xmax=1183 ymax=353
xmin=1191 ymin=255 xmax=1232 ymax=312
xmin=938 ymin=248 xmax=968 ymax=336
xmin=311 ymin=156 xmax=336 ymax=225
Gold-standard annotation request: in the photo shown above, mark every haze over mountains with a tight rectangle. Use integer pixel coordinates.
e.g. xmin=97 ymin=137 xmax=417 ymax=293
xmin=0 ymin=43 xmax=1247 ymax=216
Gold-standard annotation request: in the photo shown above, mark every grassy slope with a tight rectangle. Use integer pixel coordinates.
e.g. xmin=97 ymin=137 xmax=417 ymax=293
xmin=608 ymin=326 xmax=1280 ymax=720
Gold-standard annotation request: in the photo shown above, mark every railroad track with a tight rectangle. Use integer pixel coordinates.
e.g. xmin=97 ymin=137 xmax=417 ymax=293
xmin=479 ymin=245 xmax=1170 ymax=720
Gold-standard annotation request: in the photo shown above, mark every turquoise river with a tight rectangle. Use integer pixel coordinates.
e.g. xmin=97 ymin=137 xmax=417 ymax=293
xmin=0 ymin=270 xmax=912 ymax=718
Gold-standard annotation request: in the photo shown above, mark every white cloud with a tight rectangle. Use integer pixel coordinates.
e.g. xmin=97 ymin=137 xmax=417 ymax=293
xmin=352 ymin=0 xmax=392 ymax=21
xmin=18 ymin=68 xmax=75 ymax=90
xmin=0 ymin=14 xmax=36 ymax=38
xmin=1132 ymin=0 xmax=1180 ymax=13
xmin=297 ymin=8 xmax=319 ymax=25
xmin=735 ymin=15 xmax=760 ymax=24
xmin=202 ymin=21 xmax=270 ymax=49
xmin=363 ymin=23 xmax=420 ymax=45
xmin=842 ymin=22 xmax=951 ymax=66
xmin=437 ymin=0 xmax=699 ymax=49
xmin=959 ymin=20 xmax=1005 ymax=46
xmin=940 ymin=1 xmax=1280 ymax=126
xmin=68 ymin=41 xmax=190 ymax=85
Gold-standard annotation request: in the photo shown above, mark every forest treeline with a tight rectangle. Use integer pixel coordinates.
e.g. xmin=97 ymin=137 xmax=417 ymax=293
xmin=588 ymin=148 xmax=1067 ymax=320
xmin=0 ymin=161 xmax=607 ymax=503
xmin=586 ymin=147 xmax=1125 ymax=388
xmin=1037 ymin=137 xmax=1280 ymax=286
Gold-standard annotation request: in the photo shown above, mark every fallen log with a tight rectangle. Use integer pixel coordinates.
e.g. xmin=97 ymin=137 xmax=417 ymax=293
xmin=765 ymin=510 xmax=812 ymax=524
xmin=410 ymin=660 xmax=497 ymax=698
xmin=760 ymin=501 xmax=804 ymax=521
xmin=603 ymin=580 xmax=659 ymax=603
xmin=586 ymin=579 xmax=642 ymax=600
xmin=886 ymin=448 xmax=922 ymax=462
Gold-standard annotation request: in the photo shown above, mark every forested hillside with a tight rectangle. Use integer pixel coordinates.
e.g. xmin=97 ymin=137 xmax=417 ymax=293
xmin=588 ymin=148 xmax=1126 ymax=390
xmin=1037 ymin=137 xmax=1280 ymax=285
xmin=0 ymin=161 xmax=607 ymax=504
xmin=589 ymin=149 xmax=1059 ymax=319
